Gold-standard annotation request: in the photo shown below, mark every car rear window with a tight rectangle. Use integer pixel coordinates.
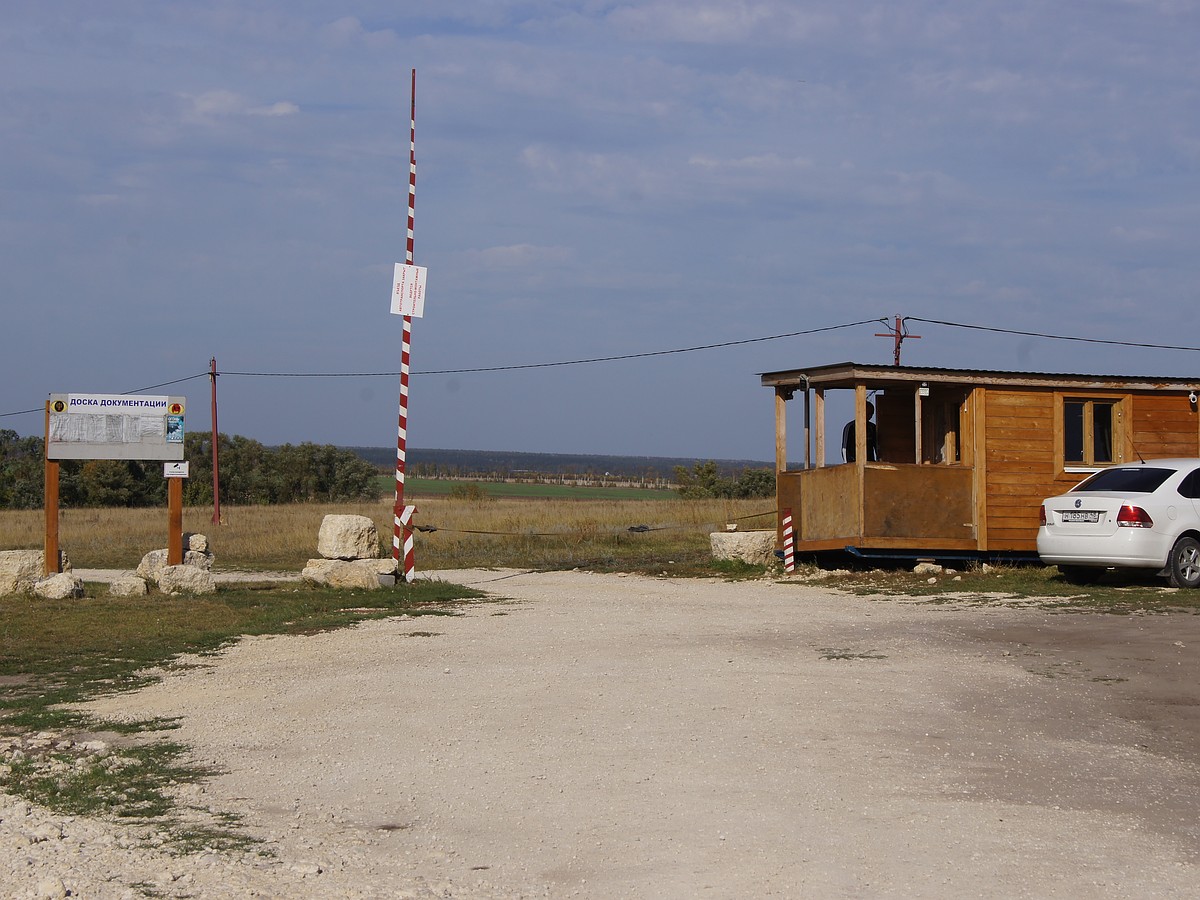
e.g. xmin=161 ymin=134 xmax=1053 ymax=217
xmin=1070 ymin=467 xmax=1173 ymax=493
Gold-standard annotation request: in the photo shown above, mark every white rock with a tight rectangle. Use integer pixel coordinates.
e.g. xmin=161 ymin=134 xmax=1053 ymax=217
xmin=109 ymin=576 xmax=149 ymax=597
xmin=709 ymin=531 xmax=776 ymax=566
xmin=184 ymin=532 xmax=209 ymax=553
xmin=913 ymin=562 xmax=944 ymax=575
xmin=302 ymin=559 xmax=383 ymax=590
xmin=318 ymin=514 xmax=381 ymax=560
xmin=157 ymin=565 xmax=217 ymax=595
xmin=136 ymin=549 xmax=169 ymax=582
xmin=33 ymin=573 xmax=85 ymax=600
xmin=35 ymin=877 xmax=67 ymax=899
xmin=0 ymin=550 xmax=72 ymax=595
xmin=137 ymin=547 xmax=215 ymax=582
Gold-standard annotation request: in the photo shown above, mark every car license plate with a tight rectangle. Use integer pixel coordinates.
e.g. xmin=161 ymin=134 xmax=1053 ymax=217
xmin=1060 ymin=510 xmax=1101 ymax=523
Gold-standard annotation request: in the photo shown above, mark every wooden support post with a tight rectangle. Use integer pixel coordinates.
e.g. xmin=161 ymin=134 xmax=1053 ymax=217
xmin=44 ymin=402 xmax=60 ymax=576
xmin=814 ymin=388 xmax=826 ymax=467
xmin=774 ymin=388 xmax=788 ymax=476
xmin=855 ymin=384 xmax=868 ymax=467
xmin=168 ymin=478 xmax=183 ymax=565
xmin=914 ymin=387 xmax=923 ymax=464
xmin=803 ymin=388 xmax=811 ymax=469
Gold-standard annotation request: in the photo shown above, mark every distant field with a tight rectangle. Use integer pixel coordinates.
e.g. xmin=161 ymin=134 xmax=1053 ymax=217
xmin=376 ymin=475 xmax=678 ymax=501
xmin=0 ymin=496 xmax=774 ymax=573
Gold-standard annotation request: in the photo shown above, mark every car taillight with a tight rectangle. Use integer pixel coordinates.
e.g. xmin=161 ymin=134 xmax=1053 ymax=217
xmin=1039 ymin=505 xmax=1047 ymax=526
xmin=1116 ymin=505 xmax=1154 ymax=528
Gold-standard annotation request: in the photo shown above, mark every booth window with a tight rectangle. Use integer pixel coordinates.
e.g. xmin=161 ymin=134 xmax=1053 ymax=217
xmin=1063 ymin=399 xmax=1116 ymax=466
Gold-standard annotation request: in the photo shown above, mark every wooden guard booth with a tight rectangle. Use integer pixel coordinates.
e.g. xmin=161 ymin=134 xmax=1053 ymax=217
xmin=761 ymin=362 xmax=1200 ymax=560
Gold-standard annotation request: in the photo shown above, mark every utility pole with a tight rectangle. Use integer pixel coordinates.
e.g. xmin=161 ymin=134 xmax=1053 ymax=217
xmin=875 ymin=314 xmax=921 ymax=365
xmin=210 ymin=357 xmax=221 ymax=525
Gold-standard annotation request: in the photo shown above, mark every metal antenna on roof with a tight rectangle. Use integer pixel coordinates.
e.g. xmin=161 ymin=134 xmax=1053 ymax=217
xmin=875 ymin=314 xmax=921 ymax=365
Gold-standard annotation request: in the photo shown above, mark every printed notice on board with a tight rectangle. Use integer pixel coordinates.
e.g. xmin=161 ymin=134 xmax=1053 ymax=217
xmin=390 ymin=264 xmax=427 ymax=318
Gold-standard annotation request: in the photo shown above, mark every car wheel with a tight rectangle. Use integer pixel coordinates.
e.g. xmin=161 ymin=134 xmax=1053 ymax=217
xmin=1058 ymin=565 xmax=1101 ymax=585
xmin=1167 ymin=536 xmax=1200 ymax=588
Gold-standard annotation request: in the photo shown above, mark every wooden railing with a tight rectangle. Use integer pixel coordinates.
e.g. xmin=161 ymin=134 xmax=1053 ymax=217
xmin=779 ymin=463 xmax=976 ymax=548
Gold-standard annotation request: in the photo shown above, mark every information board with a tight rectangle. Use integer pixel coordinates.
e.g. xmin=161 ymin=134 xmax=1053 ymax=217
xmin=46 ymin=393 xmax=186 ymax=461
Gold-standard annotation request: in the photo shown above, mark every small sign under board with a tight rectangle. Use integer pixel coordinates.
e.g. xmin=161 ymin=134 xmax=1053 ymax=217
xmin=164 ymin=461 xmax=190 ymax=479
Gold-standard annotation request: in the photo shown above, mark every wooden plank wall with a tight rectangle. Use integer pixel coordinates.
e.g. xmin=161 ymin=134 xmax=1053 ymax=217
xmin=984 ymin=389 xmax=1198 ymax=551
xmin=983 ymin=390 xmax=1057 ymax=551
xmin=1132 ymin=394 xmax=1199 ymax=458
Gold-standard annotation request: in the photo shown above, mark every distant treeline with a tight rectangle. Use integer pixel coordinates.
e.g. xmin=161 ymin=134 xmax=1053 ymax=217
xmin=672 ymin=461 xmax=776 ymax=500
xmin=0 ymin=430 xmax=380 ymax=509
xmin=0 ymin=430 xmax=776 ymax=508
xmin=350 ymin=446 xmax=774 ymax=482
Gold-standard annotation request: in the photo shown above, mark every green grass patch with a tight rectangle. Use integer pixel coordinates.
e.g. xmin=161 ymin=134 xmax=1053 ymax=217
xmin=398 ymin=476 xmax=677 ymax=501
xmin=0 ymin=578 xmax=483 ymax=852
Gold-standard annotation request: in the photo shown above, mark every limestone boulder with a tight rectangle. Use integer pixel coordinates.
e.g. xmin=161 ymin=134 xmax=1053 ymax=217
xmin=302 ymin=558 xmax=383 ymax=590
xmin=109 ymin=576 xmax=149 ymax=597
xmin=0 ymin=550 xmax=73 ymax=596
xmin=137 ymin=547 xmax=214 ymax=583
xmin=362 ymin=558 xmax=398 ymax=576
xmin=157 ymin=565 xmax=217 ymax=595
xmin=33 ymin=573 xmax=85 ymax=600
xmin=184 ymin=549 xmax=215 ymax=570
xmin=184 ymin=532 xmax=209 ymax=553
xmin=709 ymin=531 xmax=777 ymax=567
xmin=318 ymin=515 xmax=381 ymax=560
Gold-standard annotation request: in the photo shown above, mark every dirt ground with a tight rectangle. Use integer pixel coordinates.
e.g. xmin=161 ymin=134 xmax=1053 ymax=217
xmin=70 ymin=569 xmax=1200 ymax=898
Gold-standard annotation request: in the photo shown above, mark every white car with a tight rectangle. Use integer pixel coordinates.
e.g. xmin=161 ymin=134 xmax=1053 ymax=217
xmin=1037 ymin=459 xmax=1200 ymax=587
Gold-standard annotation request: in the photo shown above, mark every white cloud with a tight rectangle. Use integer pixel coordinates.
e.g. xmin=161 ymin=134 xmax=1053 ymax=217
xmin=464 ymin=244 xmax=575 ymax=269
xmin=606 ymin=1 xmax=833 ymax=44
xmin=182 ymin=90 xmax=299 ymax=123
xmin=689 ymin=153 xmax=813 ymax=172
xmin=250 ymin=101 xmax=299 ymax=118
xmin=321 ymin=16 xmax=398 ymax=49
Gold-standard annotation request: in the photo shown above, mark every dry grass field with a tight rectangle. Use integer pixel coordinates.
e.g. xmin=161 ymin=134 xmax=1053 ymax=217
xmin=0 ymin=497 xmax=777 ymax=573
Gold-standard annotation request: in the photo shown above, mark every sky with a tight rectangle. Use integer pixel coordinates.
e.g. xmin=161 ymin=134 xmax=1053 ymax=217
xmin=3 ymin=1 xmax=1200 ymax=462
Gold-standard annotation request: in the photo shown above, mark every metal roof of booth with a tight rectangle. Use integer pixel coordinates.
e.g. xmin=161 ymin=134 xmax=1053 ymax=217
xmin=760 ymin=362 xmax=1200 ymax=392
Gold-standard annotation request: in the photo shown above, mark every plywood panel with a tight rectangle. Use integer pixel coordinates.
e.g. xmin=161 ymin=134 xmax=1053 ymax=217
xmin=799 ymin=464 xmax=861 ymax=542
xmin=875 ymin=392 xmax=915 ymax=463
xmin=776 ymin=471 xmax=803 ymax=548
xmin=862 ymin=465 xmax=975 ymax=542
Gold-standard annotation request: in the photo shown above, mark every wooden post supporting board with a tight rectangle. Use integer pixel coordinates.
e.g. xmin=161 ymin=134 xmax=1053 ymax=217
xmin=168 ymin=477 xmax=183 ymax=565
xmin=43 ymin=402 xmax=60 ymax=576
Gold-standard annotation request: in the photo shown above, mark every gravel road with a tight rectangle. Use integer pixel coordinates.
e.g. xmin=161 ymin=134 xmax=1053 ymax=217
xmin=4 ymin=569 xmax=1200 ymax=898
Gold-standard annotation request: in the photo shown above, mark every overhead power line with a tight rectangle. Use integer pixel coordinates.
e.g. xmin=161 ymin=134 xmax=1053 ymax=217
xmin=219 ymin=317 xmax=891 ymax=378
xmin=0 ymin=373 xmax=210 ymax=419
xmin=6 ymin=315 xmax=1200 ymax=421
xmin=906 ymin=317 xmax=1200 ymax=353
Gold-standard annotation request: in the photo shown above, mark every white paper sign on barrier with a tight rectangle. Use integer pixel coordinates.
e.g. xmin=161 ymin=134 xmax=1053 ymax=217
xmin=390 ymin=264 xmax=427 ymax=317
